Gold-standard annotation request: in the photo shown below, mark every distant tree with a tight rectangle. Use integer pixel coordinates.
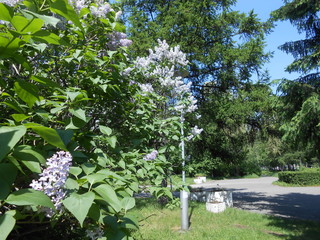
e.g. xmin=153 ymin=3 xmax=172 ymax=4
xmin=190 ymin=83 xmax=278 ymax=177
xmin=272 ymin=0 xmax=320 ymax=160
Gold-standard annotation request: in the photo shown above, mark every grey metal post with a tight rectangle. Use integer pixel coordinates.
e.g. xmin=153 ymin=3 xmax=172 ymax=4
xmin=180 ymin=114 xmax=189 ymax=231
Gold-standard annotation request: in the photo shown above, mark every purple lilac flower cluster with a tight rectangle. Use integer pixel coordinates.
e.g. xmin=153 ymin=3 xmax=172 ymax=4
xmin=30 ymin=151 xmax=72 ymax=217
xmin=143 ymin=150 xmax=158 ymax=161
xmin=107 ymin=31 xmax=133 ymax=50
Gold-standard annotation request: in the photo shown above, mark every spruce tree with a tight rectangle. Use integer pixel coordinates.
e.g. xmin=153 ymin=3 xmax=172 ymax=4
xmin=272 ymin=0 xmax=320 ymax=159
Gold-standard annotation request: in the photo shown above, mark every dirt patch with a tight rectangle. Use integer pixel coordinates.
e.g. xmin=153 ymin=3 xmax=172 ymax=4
xmin=233 ymin=224 xmax=248 ymax=229
xmin=262 ymin=230 xmax=287 ymax=237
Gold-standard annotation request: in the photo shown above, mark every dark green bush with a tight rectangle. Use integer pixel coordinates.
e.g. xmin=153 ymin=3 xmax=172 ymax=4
xmin=278 ymin=169 xmax=320 ymax=186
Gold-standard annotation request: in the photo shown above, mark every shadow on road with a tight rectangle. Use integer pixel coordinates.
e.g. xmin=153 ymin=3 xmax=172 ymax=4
xmin=231 ymin=189 xmax=320 ymax=222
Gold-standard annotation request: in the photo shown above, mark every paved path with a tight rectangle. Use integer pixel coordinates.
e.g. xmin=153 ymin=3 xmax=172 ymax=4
xmin=191 ymin=177 xmax=320 ymax=221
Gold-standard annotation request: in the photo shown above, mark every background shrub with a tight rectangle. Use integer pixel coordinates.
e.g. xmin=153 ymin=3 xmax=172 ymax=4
xmin=278 ymin=169 xmax=320 ymax=186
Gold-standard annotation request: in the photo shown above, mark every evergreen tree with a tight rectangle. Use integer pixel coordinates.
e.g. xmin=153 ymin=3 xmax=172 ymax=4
xmin=272 ymin=0 xmax=320 ymax=159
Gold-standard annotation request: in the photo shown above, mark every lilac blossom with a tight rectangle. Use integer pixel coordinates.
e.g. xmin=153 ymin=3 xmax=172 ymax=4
xmin=90 ymin=0 xmax=112 ymax=18
xmin=68 ymin=0 xmax=88 ymax=12
xmin=1 ymin=0 xmax=23 ymax=6
xmin=138 ymin=83 xmax=154 ymax=94
xmin=107 ymin=31 xmax=133 ymax=50
xmin=123 ymin=39 xmax=203 ymax=139
xmin=115 ymin=11 xmax=122 ymax=21
xmin=187 ymin=125 xmax=203 ymax=141
xmin=191 ymin=125 xmax=203 ymax=135
xmin=30 ymin=151 xmax=72 ymax=217
xmin=124 ymin=40 xmax=197 ymax=114
xmin=143 ymin=150 xmax=158 ymax=161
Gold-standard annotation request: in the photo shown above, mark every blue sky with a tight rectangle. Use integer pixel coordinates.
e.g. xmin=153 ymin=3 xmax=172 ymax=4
xmin=233 ymin=0 xmax=303 ymax=88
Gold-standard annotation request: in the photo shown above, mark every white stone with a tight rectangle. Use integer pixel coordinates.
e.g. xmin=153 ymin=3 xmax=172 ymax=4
xmin=193 ymin=176 xmax=206 ymax=183
xmin=206 ymin=201 xmax=226 ymax=213
xmin=193 ymin=178 xmax=203 ymax=184
xmin=190 ymin=190 xmax=233 ymax=207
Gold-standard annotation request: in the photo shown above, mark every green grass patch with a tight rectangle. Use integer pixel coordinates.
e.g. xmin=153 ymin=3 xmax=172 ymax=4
xmin=130 ymin=198 xmax=320 ymax=240
xmin=261 ymin=171 xmax=279 ymax=177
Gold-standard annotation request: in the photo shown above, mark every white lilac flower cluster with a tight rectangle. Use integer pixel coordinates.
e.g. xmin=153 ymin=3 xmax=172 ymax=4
xmin=68 ymin=0 xmax=114 ymax=18
xmin=187 ymin=125 xmax=204 ymax=141
xmin=85 ymin=227 xmax=104 ymax=240
xmin=143 ymin=150 xmax=158 ymax=161
xmin=89 ymin=0 xmax=112 ymax=18
xmin=1 ymin=0 xmax=23 ymax=6
xmin=124 ymin=39 xmax=203 ymax=140
xmin=30 ymin=151 xmax=72 ymax=217
xmin=68 ymin=0 xmax=89 ymax=12
xmin=107 ymin=31 xmax=133 ymax=50
xmin=125 ymin=39 xmax=197 ymax=114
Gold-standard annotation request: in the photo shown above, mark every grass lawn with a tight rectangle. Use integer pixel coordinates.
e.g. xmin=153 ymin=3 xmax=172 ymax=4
xmin=130 ymin=198 xmax=320 ymax=240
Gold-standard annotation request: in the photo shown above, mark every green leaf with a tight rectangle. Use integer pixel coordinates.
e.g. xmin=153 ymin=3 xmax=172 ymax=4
xmin=25 ymin=124 xmax=67 ymax=150
xmin=120 ymin=215 xmax=139 ymax=230
xmin=0 ymin=33 xmax=22 ymax=57
xmin=22 ymin=10 xmax=61 ymax=27
xmin=0 ymin=212 xmax=16 ymax=240
xmin=13 ymin=145 xmax=45 ymax=164
xmin=14 ymin=81 xmax=39 ymax=108
xmin=6 ymin=189 xmax=54 ymax=208
xmin=85 ymin=173 xmax=106 ymax=185
xmin=2 ymin=102 xmax=25 ymax=114
xmin=32 ymin=30 xmax=63 ymax=45
xmin=118 ymin=160 xmax=125 ymax=169
xmin=50 ymin=0 xmax=83 ymax=32
xmin=11 ymin=16 xmax=44 ymax=33
xmin=107 ymin=136 xmax=117 ymax=148
xmin=31 ymin=75 xmax=60 ymax=88
xmin=81 ymin=162 xmax=96 ymax=175
xmin=69 ymin=166 xmax=82 ymax=177
xmin=94 ymin=184 xmax=121 ymax=212
xmin=62 ymin=192 xmax=95 ymax=227
xmin=0 ymin=180 xmax=10 ymax=200
xmin=13 ymin=145 xmax=45 ymax=173
xmin=11 ymin=113 xmax=31 ymax=122
xmin=99 ymin=125 xmax=112 ymax=136
xmin=0 ymin=3 xmax=13 ymax=22
xmin=0 ymin=125 xmax=26 ymax=161
xmin=121 ymin=197 xmax=135 ymax=212
xmin=65 ymin=116 xmax=86 ymax=129
xmin=69 ymin=108 xmax=88 ymax=122
xmin=0 ymin=163 xmax=17 ymax=200
xmin=66 ymin=91 xmax=81 ymax=101
xmin=64 ymin=178 xmax=79 ymax=190
xmin=57 ymin=129 xmax=74 ymax=146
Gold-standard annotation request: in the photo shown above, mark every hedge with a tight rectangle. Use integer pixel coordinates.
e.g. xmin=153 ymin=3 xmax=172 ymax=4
xmin=278 ymin=170 xmax=320 ymax=186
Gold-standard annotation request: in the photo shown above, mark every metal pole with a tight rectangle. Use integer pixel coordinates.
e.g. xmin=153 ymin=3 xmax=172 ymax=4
xmin=180 ymin=114 xmax=189 ymax=231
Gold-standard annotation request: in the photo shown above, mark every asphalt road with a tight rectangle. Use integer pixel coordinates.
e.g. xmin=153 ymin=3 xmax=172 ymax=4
xmin=191 ymin=177 xmax=320 ymax=221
